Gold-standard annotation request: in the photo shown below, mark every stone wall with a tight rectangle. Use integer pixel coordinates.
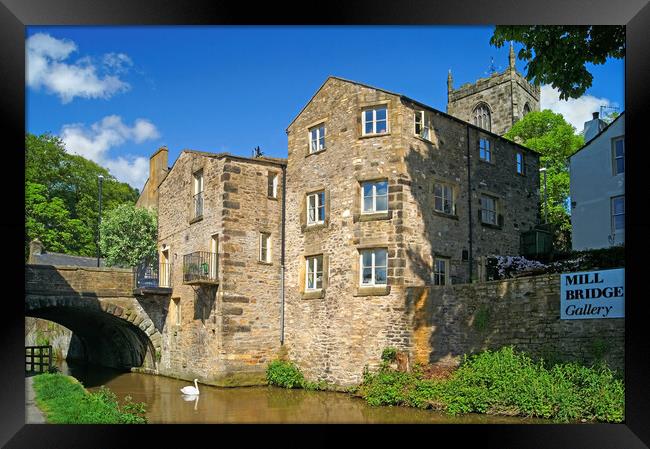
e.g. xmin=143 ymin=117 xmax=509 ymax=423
xmin=156 ymin=151 xmax=285 ymax=385
xmin=408 ymin=274 xmax=624 ymax=372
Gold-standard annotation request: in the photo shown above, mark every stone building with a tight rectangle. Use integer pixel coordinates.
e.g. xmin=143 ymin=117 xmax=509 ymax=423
xmin=136 ymin=146 xmax=169 ymax=210
xmin=283 ymin=76 xmax=540 ymax=385
xmin=447 ymin=43 xmax=540 ymax=136
xmin=152 ymin=149 xmax=286 ymax=385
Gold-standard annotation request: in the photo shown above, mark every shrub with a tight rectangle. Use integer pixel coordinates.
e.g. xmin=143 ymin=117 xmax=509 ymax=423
xmin=266 ymin=360 xmax=305 ymax=389
xmin=381 ymin=347 xmax=397 ymax=363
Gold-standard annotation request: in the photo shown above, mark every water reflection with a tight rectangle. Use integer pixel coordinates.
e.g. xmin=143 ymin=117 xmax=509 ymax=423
xmin=57 ymin=361 xmax=548 ymax=424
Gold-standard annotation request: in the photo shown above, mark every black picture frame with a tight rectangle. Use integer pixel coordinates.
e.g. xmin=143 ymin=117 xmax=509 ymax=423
xmin=3 ymin=0 xmax=649 ymax=447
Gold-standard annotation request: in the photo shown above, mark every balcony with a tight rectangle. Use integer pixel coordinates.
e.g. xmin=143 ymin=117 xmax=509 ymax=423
xmin=183 ymin=251 xmax=218 ymax=285
xmin=133 ymin=259 xmax=173 ymax=294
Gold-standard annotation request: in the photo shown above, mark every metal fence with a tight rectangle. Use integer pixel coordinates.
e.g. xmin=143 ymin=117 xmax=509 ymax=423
xmin=183 ymin=251 xmax=218 ymax=284
xmin=26 ymin=345 xmax=52 ymax=374
xmin=134 ymin=260 xmax=173 ymax=289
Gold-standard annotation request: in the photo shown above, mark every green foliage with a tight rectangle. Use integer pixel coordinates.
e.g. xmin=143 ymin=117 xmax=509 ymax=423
xmin=25 ymin=133 xmax=139 ymax=260
xmin=491 ymin=26 xmax=625 ymax=100
xmin=266 ymin=360 xmax=305 ymax=389
xmin=381 ymin=347 xmax=398 ymax=363
xmin=504 ymin=110 xmax=584 ymax=252
xmin=356 ymin=346 xmax=624 ymax=423
xmin=99 ymin=203 xmax=157 ymax=267
xmin=32 ymin=373 xmax=147 ymax=424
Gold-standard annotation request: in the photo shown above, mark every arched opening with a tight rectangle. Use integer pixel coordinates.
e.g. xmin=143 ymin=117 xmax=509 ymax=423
xmin=523 ymin=102 xmax=531 ymax=117
xmin=472 ymin=102 xmax=491 ymax=132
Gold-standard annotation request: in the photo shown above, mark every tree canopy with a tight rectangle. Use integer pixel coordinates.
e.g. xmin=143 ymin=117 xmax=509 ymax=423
xmin=491 ymin=26 xmax=625 ymax=100
xmin=99 ymin=203 xmax=157 ymax=267
xmin=504 ymin=110 xmax=584 ymax=252
xmin=25 ymin=133 xmax=139 ymax=259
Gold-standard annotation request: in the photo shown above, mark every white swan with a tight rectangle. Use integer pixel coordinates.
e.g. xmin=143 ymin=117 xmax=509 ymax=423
xmin=180 ymin=378 xmax=200 ymax=395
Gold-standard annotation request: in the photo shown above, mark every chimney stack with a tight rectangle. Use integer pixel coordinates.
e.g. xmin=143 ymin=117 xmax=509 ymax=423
xmin=592 ymin=112 xmax=600 ymax=120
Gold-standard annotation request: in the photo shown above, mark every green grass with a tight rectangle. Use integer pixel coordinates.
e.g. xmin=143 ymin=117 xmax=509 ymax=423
xmin=356 ymin=346 xmax=624 ymax=423
xmin=32 ymin=373 xmax=147 ymax=424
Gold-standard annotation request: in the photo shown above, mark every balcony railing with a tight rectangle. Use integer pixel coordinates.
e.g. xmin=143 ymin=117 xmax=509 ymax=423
xmin=193 ymin=191 xmax=204 ymax=219
xmin=133 ymin=259 xmax=173 ymax=289
xmin=183 ymin=251 xmax=218 ymax=285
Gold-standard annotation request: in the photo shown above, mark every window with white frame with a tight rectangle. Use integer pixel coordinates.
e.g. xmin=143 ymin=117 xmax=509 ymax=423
xmin=268 ymin=172 xmax=278 ymax=198
xmin=360 ymin=248 xmax=388 ymax=286
xmin=611 ymin=196 xmax=624 ymax=233
xmin=516 ymin=152 xmax=525 ymax=174
xmin=193 ymin=170 xmax=204 ymax=218
xmin=433 ymin=259 xmax=449 ymax=286
xmin=305 ymin=255 xmax=324 ymax=291
xmin=309 ymin=124 xmax=326 ymax=153
xmin=361 ymin=180 xmax=388 ymax=213
xmin=362 ymin=106 xmax=388 ymax=136
xmin=479 ymin=138 xmax=491 ymax=162
xmin=307 ymin=191 xmax=326 ymax=225
xmin=414 ymin=111 xmax=431 ymax=141
xmin=259 ymin=232 xmax=271 ymax=263
xmin=612 ymin=136 xmax=624 ymax=175
xmin=480 ymin=194 xmax=498 ymax=225
xmin=433 ymin=182 xmax=454 ymax=215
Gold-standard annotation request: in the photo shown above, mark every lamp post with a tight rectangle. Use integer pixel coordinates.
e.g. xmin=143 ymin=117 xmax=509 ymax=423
xmin=539 ymin=167 xmax=547 ymax=224
xmin=97 ymin=174 xmax=104 ymax=267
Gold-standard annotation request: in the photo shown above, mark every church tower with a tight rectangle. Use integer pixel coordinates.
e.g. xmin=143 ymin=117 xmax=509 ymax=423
xmin=446 ymin=42 xmax=540 ymax=136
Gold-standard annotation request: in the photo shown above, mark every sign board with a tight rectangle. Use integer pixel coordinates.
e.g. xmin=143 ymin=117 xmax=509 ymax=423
xmin=560 ymin=268 xmax=624 ymax=319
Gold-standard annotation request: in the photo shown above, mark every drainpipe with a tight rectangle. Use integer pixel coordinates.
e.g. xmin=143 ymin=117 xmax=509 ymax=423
xmin=466 ymin=126 xmax=474 ymax=282
xmin=280 ymin=164 xmax=287 ymax=345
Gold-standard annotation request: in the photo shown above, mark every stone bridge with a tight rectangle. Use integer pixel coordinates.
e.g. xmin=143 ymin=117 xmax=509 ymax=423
xmin=25 ymin=264 xmax=170 ymax=372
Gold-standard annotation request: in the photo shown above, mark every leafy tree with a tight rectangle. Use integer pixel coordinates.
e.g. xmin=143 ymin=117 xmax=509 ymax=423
xmin=25 ymin=133 xmax=140 ymax=259
xmin=504 ymin=110 xmax=584 ymax=252
xmin=491 ymin=26 xmax=625 ymax=100
xmin=99 ymin=203 xmax=157 ymax=267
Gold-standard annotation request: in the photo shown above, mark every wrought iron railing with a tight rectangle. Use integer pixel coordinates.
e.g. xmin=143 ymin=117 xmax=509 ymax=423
xmin=183 ymin=251 xmax=218 ymax=284
xmin=133 ymin=260 xmax=173 ymax=289
xmin=26 ymin=345 xmax=52 ymax=374
xmin=193 ymin=191 xmax=204 ymax=219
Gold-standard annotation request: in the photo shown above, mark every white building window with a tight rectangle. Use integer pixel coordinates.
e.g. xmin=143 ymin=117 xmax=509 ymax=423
xmin=362 ymin=106 xmax=388 ymax=136
xmin=268 ymin=172 xmax=278 ymax=198
xmin=307 ymin=191 xmax=326 ymax=225
xmin=516 ymin=152 xmax=525 ymax=174
xmin=360 ymin=248 xmax=388 ymax=286
xmin=433 ymin=183 xmax=454 ymax=215
xmin=612 ymin=136 xmax=624 ymax=175
xmin=611 ymin=196 xmax=624 ymax=233
xmin=433 ymin=259 xmax=449 ymax=286
xmin=305 ymin=255 xmax=324 ymax=291
xmin=414 ymin=111 xmax=431 ymax=141
xmin=473 ymin=103 xmax=491 ymax=131
xmin=309 ymin=124 xmax=326 ymax=153
xmin=479 ymin=138 xmax=491 ymax=162
xmin=480 ymin=194 xmax=498 ymax=225
xmin=361 ymin=180 xmax=388 ymax=213
xmin=259 ymin=232 xmax=271 ymax=263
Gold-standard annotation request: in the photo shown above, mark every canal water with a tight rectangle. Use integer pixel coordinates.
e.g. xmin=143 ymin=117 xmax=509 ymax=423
xmin=58 ymin=361 xmax=548 ymax=424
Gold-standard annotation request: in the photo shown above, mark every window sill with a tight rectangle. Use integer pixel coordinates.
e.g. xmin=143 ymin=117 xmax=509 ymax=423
xmin=354 ymin=285 xmax=391 ymax=297
xmin=354 ymin=211 xmax=392 ymax=223
xmin=189 ymin=215 xmax=203 ymax=224
xmin=302 ymin=289 xmax=325 ymax=300
xmin=359 ymin=132 xmax=391 ymax=140
xmin=414 ymin=135 xmax=434 ymax=144
xmin=306 ymin=148 xmax=326 ymax=157
xmin=267 ymin=196 xmax=279 ymax=201
xmin=432 ymin=210 xmax=459 ymax=220
xmin=257 ymin=261 xmax=273 ymax=266
xmin=302 ymin=222 xmax=328 ymax=232
xmin=480 ymin=221 xmax=502 ymax=230
xmin=478 ymin=158 xmax=494 ymax=165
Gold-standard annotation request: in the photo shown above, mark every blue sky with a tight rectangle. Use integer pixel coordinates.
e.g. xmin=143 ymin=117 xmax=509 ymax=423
xmin=26 ymin=26 xmax=625 ymax=191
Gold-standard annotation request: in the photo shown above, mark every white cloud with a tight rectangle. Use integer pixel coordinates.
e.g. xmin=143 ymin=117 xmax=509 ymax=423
xmin=60 ymin=115 xmax=160 ymax=189
xmin=26 ymin=33 xmax=131 ymax=103
xmin=540 ymin=85 xmax=617 ymax=133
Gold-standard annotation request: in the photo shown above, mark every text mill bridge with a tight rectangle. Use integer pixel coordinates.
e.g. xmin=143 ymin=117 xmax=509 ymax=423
xmin=25 ymin=264 xmax=172 ymax=371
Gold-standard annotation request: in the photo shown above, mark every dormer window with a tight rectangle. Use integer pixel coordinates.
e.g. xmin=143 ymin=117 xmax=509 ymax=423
xmin=362 ymin=106 xmax=388 ymax=136
xmin=414 ymin=111 xmax=431 ymax=141
xmin=309 ymin=124 xmax=326 ymax=153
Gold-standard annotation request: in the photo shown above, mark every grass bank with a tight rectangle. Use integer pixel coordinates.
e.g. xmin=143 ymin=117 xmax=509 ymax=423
xmin=32 ymin=373 xmax=147 ymax=424
xmin=267 ymin=346 xmax=624 ymax=423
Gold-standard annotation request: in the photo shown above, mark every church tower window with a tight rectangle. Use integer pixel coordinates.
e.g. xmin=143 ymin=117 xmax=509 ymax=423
xmin=473 ymin=103 xmax=491 ymax=132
